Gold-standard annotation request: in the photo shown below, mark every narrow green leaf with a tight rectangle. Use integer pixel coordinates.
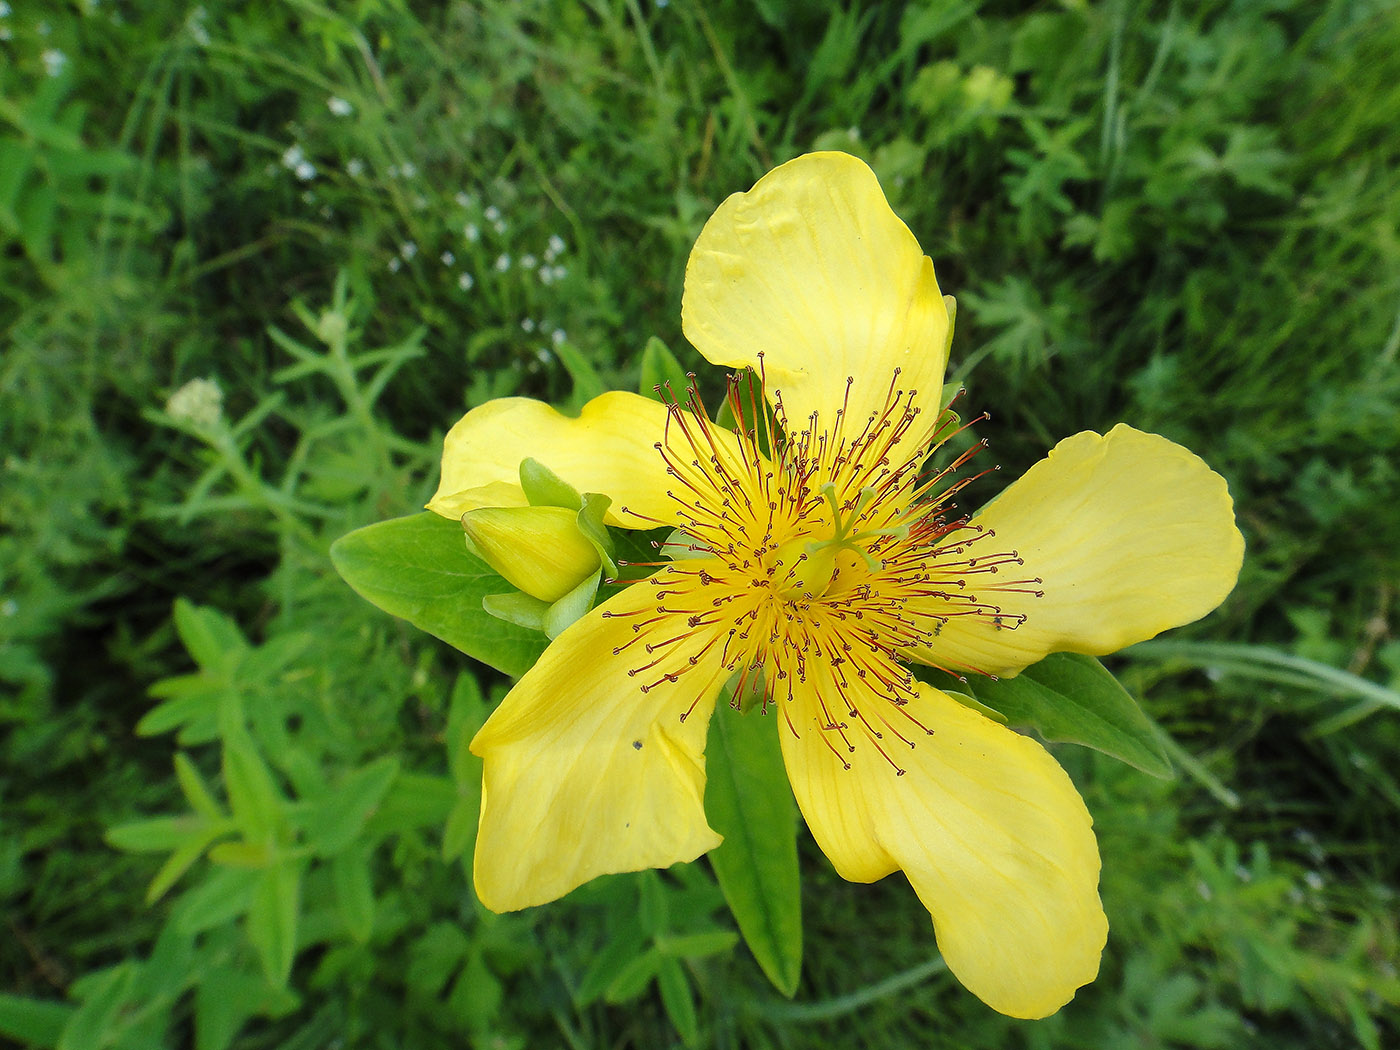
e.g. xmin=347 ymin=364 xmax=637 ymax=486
xmin=446 ymin=673 xmax=489 ymax=783
xmin=330 ymin=512 xmax=548 ymax=676
xmin=703 ymin=697 xmax=803 ymax=997
xmin=173 ymin=866 xmax=259 ymax=936
xmin=553 ymin=338 xmax=607 ymax=404
xmin=58 ymin=964 xmax=134 ymax=1050
xmin=105 ymin=815 xmax=209 ymax=853
xmin=442 ymin=795 xmax=480 ymax=866
xmin=301 ymin=756 xmax=400 ymax=857
xmin=657 ymin=958 xmax=700 ymax=1046
xmin=0 ymin=994 xmax=73 ymax=1048
xmin=574 ymin=920 xmax=646 ymax=1006
xmin=145 ymin=825 xmax=233 ymax=904
xmin=639 ymin=336 xmax=691 ymax=401
xmin=221 ymin=724 xmax=285 ymax=842
xmin=172 ymin=598 xmax=247 ymax=674
xmin=967 ymin=653 xmax=1173 ymax=777
xmin=246 ymin=861 xmax=302 ymax=987
xmin=175 ymin=753 xmax=225 ymax=820
xmin=655 ymin=930 xmax=740 ymax=959
xmin=331 ymin=848 xmax=376 ymax=944
xmin=604 ymin=948 xmax=661 ymax=1003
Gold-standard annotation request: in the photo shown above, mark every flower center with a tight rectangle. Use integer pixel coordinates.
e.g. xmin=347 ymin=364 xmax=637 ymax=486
xmin=610 ymin=366 xmax=1043 ymax=774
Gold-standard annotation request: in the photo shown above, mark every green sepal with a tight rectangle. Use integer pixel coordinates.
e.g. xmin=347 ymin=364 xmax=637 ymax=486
xmin=481 ymin=592 xmax=549 ymax=632
xmin=543 ymin=568 xmax=603 ymax=639
xmin=577 ymin=492 xmax=618 ymax=577
xmin=519 ymin=457 xmax=582 ymax=510
xmin=639 ymin=335 xmax=691 ymax=402
xmin=703 ymin=685 xmax=803 ymax=997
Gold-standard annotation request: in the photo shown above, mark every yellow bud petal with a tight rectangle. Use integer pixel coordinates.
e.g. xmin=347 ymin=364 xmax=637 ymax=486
xmin=462 ymin=506 xmax=601 ymax=603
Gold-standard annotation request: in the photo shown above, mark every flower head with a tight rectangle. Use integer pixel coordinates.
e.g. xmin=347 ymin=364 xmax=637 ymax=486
xmin=427 ymin=153 xmax=1243 ymax=1018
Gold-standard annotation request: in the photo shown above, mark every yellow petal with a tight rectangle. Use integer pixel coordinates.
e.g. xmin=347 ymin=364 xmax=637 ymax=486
xmin=428 ymin=391 xmax=674 ymax=529
xmin=470 ymin=564 xmax=730 ymax=911
xmin=425 ymin=480 xmax=530 ymax=520
xmin=911 ymin=424 xmax=1244 ymax=677
xmin=461 ymin=506 xmax=601 ymax=603
xmin=682 ymin=152 xmax=950 ymax=448
xmin=780 ymin=681 xmax=1106 ymax=1018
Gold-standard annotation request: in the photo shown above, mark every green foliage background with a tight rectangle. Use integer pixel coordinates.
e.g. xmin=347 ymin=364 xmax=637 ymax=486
xmin=3 ymin=0 xmax=1398 ymax=1047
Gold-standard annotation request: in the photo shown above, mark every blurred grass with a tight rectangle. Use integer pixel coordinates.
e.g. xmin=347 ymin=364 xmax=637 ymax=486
xmin=2 ymin=0 xmax=1398 ymax=1047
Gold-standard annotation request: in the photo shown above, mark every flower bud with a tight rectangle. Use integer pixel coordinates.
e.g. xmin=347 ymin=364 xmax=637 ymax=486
xmin=462 ymin=506 xmax=600 ymax=603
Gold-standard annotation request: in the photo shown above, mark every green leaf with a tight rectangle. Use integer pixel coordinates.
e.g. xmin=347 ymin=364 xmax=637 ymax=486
xmin=0 ymin=994 xmax=74 ymax=1048
xmin=247 ymin=861 xmax=302 ymax=987
xmin=173 ymin=866 xmax=259 ymax=936
xmin=604 ymin=948 xmax=661 ymax=1003
xmin=300 ymin=756 xmax=400 ymax=857
xmin=331 ymin=512 xmax=548 ymax=676
xmin=175 ymin=753 xmax=225 ymax=820
xmin=446 ymin=673 xmax=489 ymax=784
xmin=331 ymin=515 xmax=546 ymax=677
xmin=703 ymin=695 xmax=803 ymax=997
xmin=330 ymin=848 xmax=376 ymax=944
xmin=657 ymin=957 xmax=700 ymax=1046
xmin=221 ymin=723 xmax=286 ymax=842
xmin=655 ymin=930 xmax=740 ymax=959
xmin=553 ymin=338 xmax=607 ymax=405
xmin=967 ymin=653 xmax=1173 ymax=778
xmin=172 ymin=598 xmax=248 ymax=674
xmin=58 ymin=964 xmax=135 ymax=1050
xmin=639 ymin=336 xmax=690 ymax=401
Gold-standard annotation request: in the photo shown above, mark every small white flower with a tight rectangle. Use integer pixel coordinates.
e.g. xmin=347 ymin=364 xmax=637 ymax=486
xmin=484 ymin=205 xmax=501 ymax=223
xmin=454 ymin=191 xmax=474 ymax=208
xmin=492 ymin=218 xmax=507 ymax=236
xmin=400 ymin=241 xmax=418 ymax=261
xmin=399 ymin=161 xmax=418 ymax=179
xmin=386 ymin=164 xmax=399 ymax=178
xmin=0 ymin=27 xmax=13 ymax=40
xmin=165 ymin=377 xmax=224 ymax=428
xmin=521 ymin=318 xmax=536 ymax=333
xmin=327 ymin=96 xmax=353 ymax=117
xmin=42 ymin=49 xmax=68 ymax=77
xmin=545 ymin=233 xmax=566 ymax=260
xmin=346 ymin=158 xmax=365 ymax=177
xmin=521 ymin=254 xmax=538 ymax=270
xmin=1303 ymin=870 xmax=1325 ymax=891
xmin=282 ymin=143 xmax=306 ymax=169
xmin=494 ymin=254 xmax=511 ymax=272
xmin=550 ymin=265 xmax=567 ymax=282
xmin=538 ymin=268 xmax=554 ymax=286
xmin=458 ymin=272 xmax=475 ymax=291
xmin=0 ymin=3 xmax=13 ymax=17
xmin=0 ymin=599 xmax=17 ymax=617
xmin=463 ymin=223 xmax=480 ymax=243
xmin=412 ymin=194 xmax=427 ymax=211
xmin=37 ymin=19 xmax=50 ymax=35
xmin=440 ymin=250 xmax=455 ymax=266
xmin=551 ymin=329 xmax=566 ymax=347
xmin=387 ymin=257 xmax=402 ymax=273
xmin=535 ymin=348 xmax=552 ymax=364
xmin=294 ymin=160 xmax=317 ymax=181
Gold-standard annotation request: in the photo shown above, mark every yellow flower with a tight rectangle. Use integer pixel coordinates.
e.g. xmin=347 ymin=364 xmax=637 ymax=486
xmin=427 ymin=153 xmax=1244 ymax=1018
